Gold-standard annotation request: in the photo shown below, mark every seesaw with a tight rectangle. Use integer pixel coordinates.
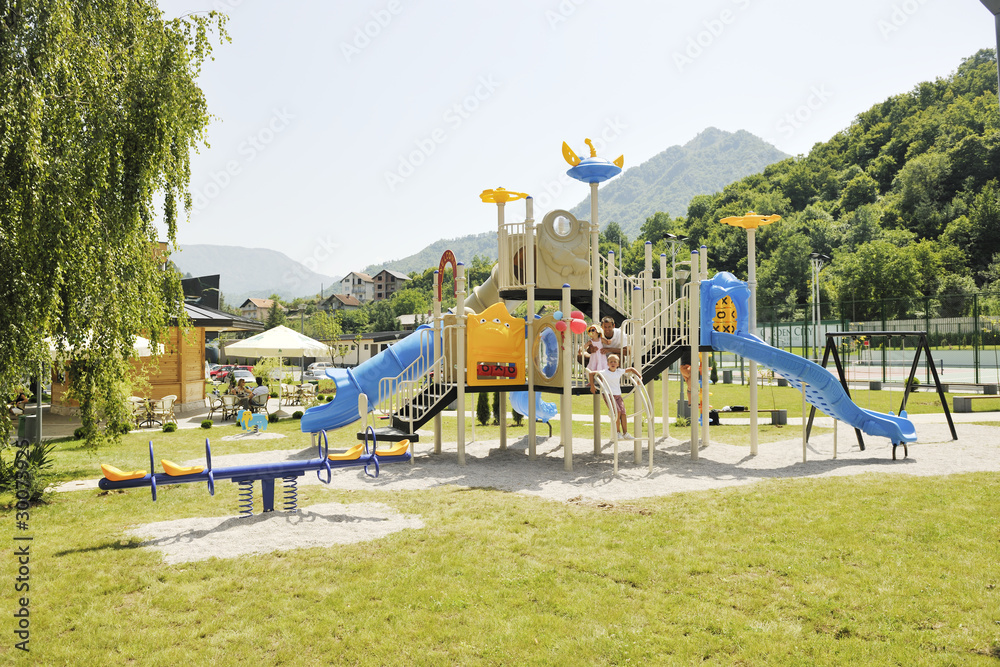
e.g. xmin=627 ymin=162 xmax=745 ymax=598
xmin=98 ymin=427 xmax=411 ymax=515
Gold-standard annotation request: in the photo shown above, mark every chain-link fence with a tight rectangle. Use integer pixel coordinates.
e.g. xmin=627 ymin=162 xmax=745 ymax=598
xmin=755 ymin=291 xmax=1000 ymax=386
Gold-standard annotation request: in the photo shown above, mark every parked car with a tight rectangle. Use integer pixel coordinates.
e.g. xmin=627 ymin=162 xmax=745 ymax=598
xmin=303 ymin=362 xmax=335 ymax=381
xmin=218 ymin=369 xmax=256 ymax=386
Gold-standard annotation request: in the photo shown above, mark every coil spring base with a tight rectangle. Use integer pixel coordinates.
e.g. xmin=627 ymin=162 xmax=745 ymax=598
xmin=283 ymin=476 xmax=298 ymax=513
xmin=237 ymin=479 xmax=254 ymax=516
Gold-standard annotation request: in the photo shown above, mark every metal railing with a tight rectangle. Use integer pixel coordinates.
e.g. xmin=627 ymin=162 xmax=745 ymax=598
xmin=598 ymin=252 xmax=639 ymax=317
xmin=592 ymin=370 xmax=655 ymax=475
xmin=496 ymin=220 xmax=528 ymax=292
xmin=375 ymin=326 xmax=459 ymax=433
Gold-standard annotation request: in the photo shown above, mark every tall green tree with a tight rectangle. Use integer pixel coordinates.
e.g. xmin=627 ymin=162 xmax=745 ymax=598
xmin=0 ymin=2 xmax=226 ymax=442
xmin=265 ymin=304 xmax=287 ymax=330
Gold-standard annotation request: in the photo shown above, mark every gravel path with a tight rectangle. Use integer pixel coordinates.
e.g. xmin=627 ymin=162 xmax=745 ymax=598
xmin=119 ymin=420 xmax=999 ymax=563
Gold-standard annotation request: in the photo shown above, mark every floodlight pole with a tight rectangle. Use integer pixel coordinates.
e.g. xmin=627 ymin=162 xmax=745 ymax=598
xmin=995 ymin=12 xmax=1000 ymax=106
xmin=809 ymin=253 xmax=829 ymax=362
xmin=982 ymin=1 xmax=1000 ymax=108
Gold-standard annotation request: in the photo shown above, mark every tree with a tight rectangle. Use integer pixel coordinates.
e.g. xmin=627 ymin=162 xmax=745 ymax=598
xmin=0 ymin=3 xmax=226 ymax=443
xmin=830 ymin=240 xmax=921 ymax=320
xmin=265 ymin=304 xmax=287 ymax=330
xmin=391 ymin=288 xmax=430 ymax=318
xmin=476 ymin=392 xmax=490 ymax=426
xmin=367 ymin=300 xmax=398 ymax=332
xmin=309 ymin=310 xmax=341 ymax=342
xmin=491 ymin=391 xmax=502 ymax=425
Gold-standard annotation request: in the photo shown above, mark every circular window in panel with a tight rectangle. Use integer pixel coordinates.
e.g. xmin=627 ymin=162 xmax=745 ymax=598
xmin=552 ymin=215 xmax=573 ymax=238
xmin=534 ymin=326 xmax=560 ymax=381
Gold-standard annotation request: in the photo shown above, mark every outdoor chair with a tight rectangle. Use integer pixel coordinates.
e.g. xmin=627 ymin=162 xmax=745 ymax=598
xmin=150 ymin=395 xmax=177 ymax=425
xmin=205 ymin=394 xmax=223 ymax=420
xmin=298 ymin=383 xmax=317 ymax=404
xmin=249 ymin=391 xmax=271 ymax=416
xmin=128 ymin=397 xmax=149 ymax=427
xmin=220 ymin=394 xmax=237 ymax=420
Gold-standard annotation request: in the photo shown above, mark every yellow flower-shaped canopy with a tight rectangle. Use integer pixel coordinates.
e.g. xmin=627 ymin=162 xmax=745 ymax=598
xmin=719 ymin=211 xmax=782 ymax=229
xmin=479 ymin=187 xmax=529 ymax=204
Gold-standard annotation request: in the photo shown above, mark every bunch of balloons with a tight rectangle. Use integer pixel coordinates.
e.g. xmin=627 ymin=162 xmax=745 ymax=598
xmin=553 ymin=309 xmax=588 ymax=334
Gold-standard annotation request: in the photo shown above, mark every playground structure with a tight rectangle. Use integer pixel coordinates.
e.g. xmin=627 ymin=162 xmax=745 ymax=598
xmin=299 ymin=139 xmax=918 ymax=471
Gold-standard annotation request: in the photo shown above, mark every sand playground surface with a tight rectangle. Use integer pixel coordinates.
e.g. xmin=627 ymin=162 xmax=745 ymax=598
xmin=112 ymin=419 xmax=1000 ymax=564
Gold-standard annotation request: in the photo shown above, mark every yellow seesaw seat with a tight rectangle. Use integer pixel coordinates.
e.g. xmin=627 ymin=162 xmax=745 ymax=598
xmin=328 ymin=443 xmax=364 ymax=461
xmin=375 ymin=440 xmax=409 ymax=457
xmin=161 ymin=460 xmax=204 ymax=476
xmin=100 ymin=464 xmax=147 ymax=482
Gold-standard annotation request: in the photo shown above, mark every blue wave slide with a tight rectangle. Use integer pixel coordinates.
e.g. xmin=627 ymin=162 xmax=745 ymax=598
xmin=509 ymin=391 xmax=558 ymax=423
xmin=711 ymin=330 xmax=917 ymax=444
xmin=300 ymin=325 xmax=433 ymax=433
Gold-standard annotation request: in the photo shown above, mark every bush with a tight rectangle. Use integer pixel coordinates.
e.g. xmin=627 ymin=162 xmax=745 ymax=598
xmin=73 ymin=426 xmax=87 ymax=440
xmin=512 ymin=409 xmax=523 ymax=426
xmin=270 ymin=391 xmax=278 ymax=398
xmin=0 ymin=440 xmax=55 ymax=502
xmin=675 ymin=416 xmax=690 ymax=428
xmin=491 ymin=391 xmax=502 ymax=425
xmin=292 ymin=411 xmax=303 ymax=419
xmin=200 ymin=419 xmax=213 ymax=429
xmin=476 ymin=392 xmax=490 ymax=426
xmin=162 ymin=423 xmax=177 ymax=433
xmin=268 ymin=413 xmax=279 ymax=423
xmin=316 ymin=395 xmax=325 ymax=401
xmin=326 ymin=396 xmax=334 ymax=402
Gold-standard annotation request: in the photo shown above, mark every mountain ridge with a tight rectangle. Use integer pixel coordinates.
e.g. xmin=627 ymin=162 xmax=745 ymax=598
xmin=364 ymin=128 xmax=789 ymax=274
xmin=173 ymin=244 xmax=341 ymax=307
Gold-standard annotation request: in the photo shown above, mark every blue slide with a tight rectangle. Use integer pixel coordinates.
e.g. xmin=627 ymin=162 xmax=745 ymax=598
xmin=711 ymin=330 xmax=917 ymax=445
xmin=300 ymin=325 xmax=433 ymax=433
xmin=510 ymin=391 xmax=558 ymax=423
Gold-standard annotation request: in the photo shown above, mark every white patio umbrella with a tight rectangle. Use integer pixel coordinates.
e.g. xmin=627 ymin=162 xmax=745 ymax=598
xmin=223 ymin=325 xmax=331 ymax=412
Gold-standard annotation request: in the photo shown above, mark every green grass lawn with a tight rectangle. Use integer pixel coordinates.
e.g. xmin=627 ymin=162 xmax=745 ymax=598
xmin=6 ymin=388 xmax=999 ymax=663
xmin=3 ymin=471 xmax=997 ymax=663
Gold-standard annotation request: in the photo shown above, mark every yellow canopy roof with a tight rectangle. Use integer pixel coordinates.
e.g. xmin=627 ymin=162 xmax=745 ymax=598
xmin=719 ymin=211 xmax=782 ymax=230
xmin=479 ymin=187 xmax=528 ymax=204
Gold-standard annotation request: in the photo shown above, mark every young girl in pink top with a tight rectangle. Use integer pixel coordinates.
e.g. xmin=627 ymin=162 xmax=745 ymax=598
xmin=584 ymin=324 xmax=607 ymax=391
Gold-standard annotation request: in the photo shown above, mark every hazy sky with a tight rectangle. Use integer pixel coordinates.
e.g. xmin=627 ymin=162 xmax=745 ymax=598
xmin=158 ymin=0 xmax=996 ymax=292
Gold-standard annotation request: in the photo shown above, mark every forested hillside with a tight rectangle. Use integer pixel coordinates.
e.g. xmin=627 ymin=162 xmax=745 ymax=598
xmin=618 ymin=50 xmax=999 ymax=322
xmin=568 ymin=127 xmax=788 ymax=239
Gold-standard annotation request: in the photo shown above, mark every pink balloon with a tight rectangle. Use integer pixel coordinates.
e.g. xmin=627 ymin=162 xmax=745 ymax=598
xmin=570 ymin=310 xmax=585 ymax=320
xmin=570 ymin=319 xmax=587 ymax=334
xmin=554 ymin=320 xmax=568 ymax=332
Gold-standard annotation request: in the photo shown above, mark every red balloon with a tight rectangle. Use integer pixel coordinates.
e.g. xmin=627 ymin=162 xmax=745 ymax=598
xmin=570 ymin=319 xmax=587 ymax=334
xmin=554 ymin=320 xmax=568 ymax=332
xmin=570 ymin=310 xmax=585 ymax=320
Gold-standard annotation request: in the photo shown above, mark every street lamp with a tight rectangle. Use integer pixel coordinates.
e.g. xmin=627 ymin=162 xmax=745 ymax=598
xmin=664 ymin=233 xmax=689 ymax=297
xmin=809 ymin=253 xmax=831 ymax=362
xmin=982 ymin=1 xmax=1000 ymax=108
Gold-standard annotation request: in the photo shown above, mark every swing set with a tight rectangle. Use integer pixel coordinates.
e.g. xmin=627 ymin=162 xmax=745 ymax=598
xmin=805 ymin=331 xmax=958 ymax=454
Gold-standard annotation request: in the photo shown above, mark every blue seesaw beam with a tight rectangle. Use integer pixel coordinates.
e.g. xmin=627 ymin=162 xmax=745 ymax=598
xmin=98 ymin=430 xmax=411 ymax=513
